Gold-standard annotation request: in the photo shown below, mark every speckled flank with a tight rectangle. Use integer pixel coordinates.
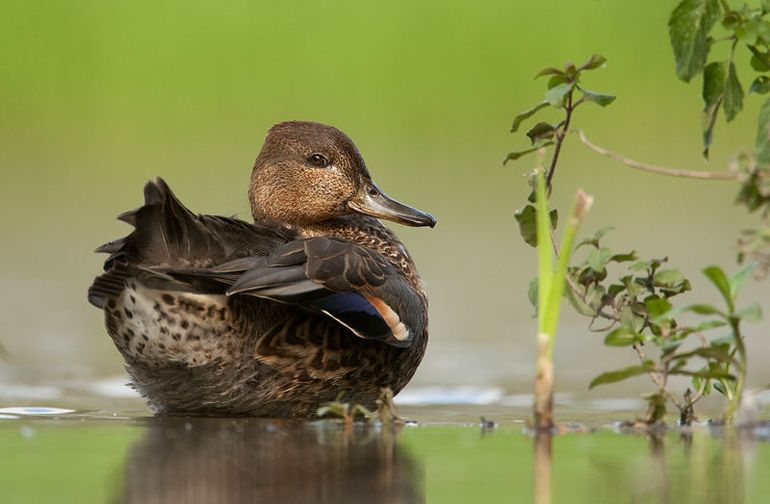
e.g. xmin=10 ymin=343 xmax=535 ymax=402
xmin=89 ymin=122 xmax=433 ymax=417
xmin=105 ymin=281 xmax=238 ymax=367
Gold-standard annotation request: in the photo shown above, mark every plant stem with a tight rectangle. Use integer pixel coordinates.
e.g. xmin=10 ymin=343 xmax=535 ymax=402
xmin=533 ymin=169 xmax=592 ymax=430
xmin=545 ymin=90 xmax=575 ymax=192
xmin=572 ymin=129 xmax=739 ymax=180
xmin=724 ymin=316 xmax=747 ymax=422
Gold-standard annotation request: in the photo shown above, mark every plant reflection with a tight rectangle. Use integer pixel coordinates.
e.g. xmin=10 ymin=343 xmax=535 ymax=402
xmin=530 ymin=424 xmax=768 ymax=504
xmin=117 ymin=418 xmax=423 ymax=504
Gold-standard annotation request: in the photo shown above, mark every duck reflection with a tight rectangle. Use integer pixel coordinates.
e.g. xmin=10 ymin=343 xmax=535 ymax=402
xmin=118 ymin=418 xmax=423 ymax=504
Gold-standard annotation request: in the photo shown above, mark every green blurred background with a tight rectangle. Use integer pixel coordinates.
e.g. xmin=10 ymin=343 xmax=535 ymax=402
xmin=1 ymin=0 xmax=767 ymax=398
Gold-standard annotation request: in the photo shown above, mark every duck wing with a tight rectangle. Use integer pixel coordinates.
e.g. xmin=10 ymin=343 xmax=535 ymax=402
xmin=219 ymin=237 xmax=424 ymax=348
xmin=87 ymin=178 xmax=294 ymax=307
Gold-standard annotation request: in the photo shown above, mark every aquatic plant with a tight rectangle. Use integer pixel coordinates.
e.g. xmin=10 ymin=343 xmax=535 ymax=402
xmin=507 ymin=0 xmax=770 ymax=425
xmin=531 ymin=167 xmax=592 ymax=430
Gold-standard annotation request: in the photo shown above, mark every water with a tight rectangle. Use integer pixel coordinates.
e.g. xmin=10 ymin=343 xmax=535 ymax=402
xmin=1 ymin=402 xmax=768 ymax=504
xmin=3 ymin=1 xmax=770 ymax=500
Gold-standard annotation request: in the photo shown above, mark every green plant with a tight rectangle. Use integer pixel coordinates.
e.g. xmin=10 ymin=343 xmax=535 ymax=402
xmin=668 ymin=0 xmax=770 ymax=276
xmin=568 ymin=230 xmax=759 ymax=424
xmin=507 ymin=45 xmax=765 ymax=424
xmin=531 ymin=167 xmax=592 ymax=430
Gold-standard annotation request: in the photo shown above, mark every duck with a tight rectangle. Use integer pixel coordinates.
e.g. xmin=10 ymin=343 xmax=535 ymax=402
xmin=87 ymin=121 xmax=436 ymax=417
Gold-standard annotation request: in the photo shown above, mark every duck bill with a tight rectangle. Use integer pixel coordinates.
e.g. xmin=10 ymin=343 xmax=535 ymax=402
xmin=348 ymin=182 xmax=437 ymax=228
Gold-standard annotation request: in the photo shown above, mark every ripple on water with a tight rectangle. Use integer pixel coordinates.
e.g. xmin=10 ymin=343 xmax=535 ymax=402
xmin=0 ymin=407 xmax=76 ymax=416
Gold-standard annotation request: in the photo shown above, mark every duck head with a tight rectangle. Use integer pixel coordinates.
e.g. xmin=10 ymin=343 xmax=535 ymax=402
xmin=249 ymin=121 xmax=436 ymax=228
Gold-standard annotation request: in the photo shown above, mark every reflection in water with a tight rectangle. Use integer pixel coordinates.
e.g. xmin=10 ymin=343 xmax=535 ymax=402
xmin=529 ymin=425 xmax=768 ymax=504
xmin=118 ymin=418 xmax=423 ymax=504
xmin=533 ymin=432 xmax=551 ymax=504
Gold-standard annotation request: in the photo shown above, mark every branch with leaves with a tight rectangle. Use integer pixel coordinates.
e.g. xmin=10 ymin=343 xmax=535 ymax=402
xmin=506 ymin=48 xmax=764 ymax=424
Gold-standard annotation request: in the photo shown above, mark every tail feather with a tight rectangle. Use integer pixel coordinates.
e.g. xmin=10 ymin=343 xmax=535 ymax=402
xmin=88 ymin=178 xmax=294 ymax=308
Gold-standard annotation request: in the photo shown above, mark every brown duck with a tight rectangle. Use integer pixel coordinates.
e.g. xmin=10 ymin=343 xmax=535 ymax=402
xmin=88 ymin=121 xmax=436 ymax=417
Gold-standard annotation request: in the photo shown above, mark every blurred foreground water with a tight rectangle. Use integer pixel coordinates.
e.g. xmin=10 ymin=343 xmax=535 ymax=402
xmin=1 ymin=399 xmax=769 ymax=503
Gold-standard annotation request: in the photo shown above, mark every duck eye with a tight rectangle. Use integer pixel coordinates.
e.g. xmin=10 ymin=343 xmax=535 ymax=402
xmin=307 ymin=153 xmax=330 ymax=168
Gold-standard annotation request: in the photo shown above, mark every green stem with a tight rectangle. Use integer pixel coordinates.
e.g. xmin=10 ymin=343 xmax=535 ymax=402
xmin=542 ymin=192 xmax=591 ymax=357
xmin=545 ymin=90 xmax=574 ymax=192
xmin=533 ymin=168 xmax=592 ymax=430
xmin=724 ymin=316 xmax=746 ymax=422
xmin=536 ymin=170 xmax=552 ymax=335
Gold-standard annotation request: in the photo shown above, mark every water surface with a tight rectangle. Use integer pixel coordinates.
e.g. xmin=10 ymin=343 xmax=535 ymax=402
xmin=2 ymin=402 xmax=768 ymax=503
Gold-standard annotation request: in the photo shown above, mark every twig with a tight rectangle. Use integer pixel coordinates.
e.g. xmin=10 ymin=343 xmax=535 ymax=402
xmin=572 ymin=129 xmax=739 ymax=180
xmin=550 ymin=231 xmax=618 ymax=322
xmin=684 ymin=331 xmax=712 ymax=406
xmin=632 ymin=342 xmax=686 ymax=411
xmin=546 ymin=91 xmax=575 ymax=191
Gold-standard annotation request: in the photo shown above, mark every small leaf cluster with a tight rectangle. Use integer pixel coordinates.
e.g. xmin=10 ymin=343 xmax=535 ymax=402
xmin=505 ymin=54 xmax=615 ymax=163
xmin=669 ymin=0 xmax=770 ymax=158
xmin=731 ymin=152 xmax=770 ymax=275
xmin=317 ymin=394 xmax=376 ymax=423
xmin=514 ymin=189 xmax=558 ymax=247
xmin=564 ymin=229 xmax=759 ymax=423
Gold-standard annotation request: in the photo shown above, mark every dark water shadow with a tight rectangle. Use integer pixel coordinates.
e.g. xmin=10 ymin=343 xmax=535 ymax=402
xmin=116 ymin=417 xmax=423 ymax=504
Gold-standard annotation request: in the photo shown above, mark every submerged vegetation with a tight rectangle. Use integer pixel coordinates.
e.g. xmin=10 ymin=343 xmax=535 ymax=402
xmin=508 ymin=0 xmax=770 ymax=426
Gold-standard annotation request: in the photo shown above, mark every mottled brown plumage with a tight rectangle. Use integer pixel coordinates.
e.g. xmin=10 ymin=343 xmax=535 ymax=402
xmin=88 ymin=121 xmax=436 ymax=417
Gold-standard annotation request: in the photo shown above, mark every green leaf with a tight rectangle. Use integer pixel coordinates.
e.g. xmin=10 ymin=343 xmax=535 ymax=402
xmin=565 ymin=279 xmax=600 ymax=316
xmin=652 ymin=268 xmax=686 ymax=287
xmin=579 ymin=53 xmax=607 ymax=71
xmin=737 ymin=302 xmax=762 ymax=323
xmin=723 ymin=62 xmax=744 ymax=122
xmin=610 ymin=251 xmax=638 ymax=263
xmin=729 ymin=262 xmax=757 ymax=298
xmin=669 ymin=368 xmax=735 ymax=380
xmin=755 ymin=98 xmax=770 ymax=166
xmin=515 ymin=205 xmax=538 ymax=247
xmin=670 ymin=346 xmax=733 ymax=363
xmin=589 ymin=361 xmax=654 ymax=389
xmin=645 ymin=296 xmax=673 ymax=320
xmin=504 ymin=142 xmax=555 ymax=163
xmin=702 ymin=61 xmax=725 ymax=158
xmin=692 ymin=370 xmax=713 ymax=395
xmin=577 ymin=226 xmax=614 ymax=249
xmin=587 ymin=247 xmax=612 ymax=272
xmin=545 ymin=82 xmax=575 ymax=107
xmin=690 ymin=319 xmax=727 ymax=332
xmin=547 ymin=75 xmax=569 ymax=90
xmin=604 ymin=327 xmax=641 ymax=346
xmin=619 ymin=305 xmax=645 ymax=333
xmin=535 ymin=67 xmax=565 ymax=79
xmin=511 ymin=101 xmax=549 ymax=132
xmin=748 ymin=45 xmax=770 ymax=72
xmin=681 ymin=303 xmax=725 ymax=316
xmin=703 ymin=265 xmax=733 ymax=310
xmin=668 ymin=0 xmax=721 ymax=82
xmin=528 ymin=277 xmax=539 ymax=311
xmin=736 ymin=17 xmax=770 ymax=46
xmin=749 ymin=76 xmax=770 ymax=95
xmin=514 ymin=204 xmax=557 ymax=247
xmin=581 ymin=89 xmax=616 ymax=107
xmin=526 ymin=122 xmax=557 ymax=144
